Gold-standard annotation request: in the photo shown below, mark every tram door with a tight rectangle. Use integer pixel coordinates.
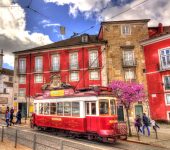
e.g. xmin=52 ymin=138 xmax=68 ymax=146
xmin=85 ymin=102 xmax=97 ymax=131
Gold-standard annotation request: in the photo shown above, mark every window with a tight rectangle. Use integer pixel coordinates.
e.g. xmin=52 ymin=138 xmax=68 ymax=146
xmin=110 ymin=99 xmax=116 ymax=115
xmin=39 ymin=103 xmax=44 ymax=114
xmin=3 ymin=88 xmax=6 ymax=93
xmin=50 ymin=103 xmax=56 ymax=114
xmin=90 ymin=71 xmax=99 ymax=80
xmin=51 ymin=54 xmax=60 ymax=71
xmin=57 ymin=102 xmax=63 ymax=115
xmin=72 ymin=102 xmax=80 ymax=117
xmin=9 ymin=76 xmax=13 ymax=82
xmin=81 ymin=35 xmax=88 ymax=42
xmin=166 ymin=94 xmax=170 ymax=105
xmin=124 ymin=69 xmax=135 ymax=81
xmin=99 ymin=100 xmax=109 ymax=115
xmin=44 ymin=103 xmax=49 ymax=115
xmin=91 ymin=102 xmax=96 ymax=115
xmin=19 ymin=75 xmax=26 ymax=84
xmin=34 ymin=74 xmax=43 ymax=83
xmin=34 ymin=103 xmax=37 ymax=114
xmin=64 ymin=102 xmax=71 ymax=116
xmin=35 ymin=56 xmax=43 ymax=72
xmin=123 ymin=50 xmax=135 ymax=66
xmin=85 ymin=102 xmax=96 ymax=115
xmin=19 ymin=58 xmax=26 ymax=73
xmin=121 ymin=24 xmax=131 ymax=35
xmin=164 ymin=76 xmax=170 ymax=90
xmin=18 ymin=88 xmax=25 ymax=97
xmin=160 ymin=48 xmax=170 ymax=70
xmin=70 ymin=72 xmax=79 ymax=81
xmin=89 ymin=51 xmax=98 ymax=68
xmin=70 ymin=52 xmax=78 ymax=69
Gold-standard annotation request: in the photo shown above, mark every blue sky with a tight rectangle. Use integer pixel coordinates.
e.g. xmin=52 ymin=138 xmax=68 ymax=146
xmin=0 ymin=0 xmax=170 ymax=70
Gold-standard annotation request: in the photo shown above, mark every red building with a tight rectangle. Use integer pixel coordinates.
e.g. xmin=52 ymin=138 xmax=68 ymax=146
xmin=141 ymin=26 xmax=170 ymax=121
xmin=13 ymin=34 xmax=107 ymax=116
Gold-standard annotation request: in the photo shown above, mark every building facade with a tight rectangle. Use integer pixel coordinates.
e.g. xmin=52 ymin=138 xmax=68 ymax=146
xmin=141 ymin=32 xmax=170 ymax=121
xmin=98 ymin=19 xmax=150 ymax=121
xmin=0 ymin=50 xmax=14 ymax=113
xmin=13 ymin=34 xmax=107 ymax=116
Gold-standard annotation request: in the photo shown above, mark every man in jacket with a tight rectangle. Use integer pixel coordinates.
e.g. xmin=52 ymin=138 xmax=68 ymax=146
xmin=142 ymin=113 xmax=150 ymax=136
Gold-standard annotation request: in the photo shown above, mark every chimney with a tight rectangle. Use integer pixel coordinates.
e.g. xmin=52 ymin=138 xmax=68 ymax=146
xmin=158 ymin=23 xmax=163 ymax=33
xmin=0 ymin=49 xmax=3 ymax=70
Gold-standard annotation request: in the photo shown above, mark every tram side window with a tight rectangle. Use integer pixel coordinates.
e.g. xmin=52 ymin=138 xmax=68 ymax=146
xmin=44 ymin=103 xmax=50 ymax=115
xmin=91 ymin=102 xmax=96 ymax=115
xmin=99 ymin=100 xmax=109 ymax=115
xmin=50 ymin=103 xmax=56 ymax=115
xmin=39 ymin=103 xmax=44 ymax=114
xmin=64 ymin=102 xmax=71 ymax=116
xmin=57 ymin=102 xmax=63 ymax=115
xmin=34 ymin=103 xmax=37 ymax=114
xmin=110 ymin=99 xmax=116 ymax=115
xmin=72 ymin=102 xmax=80 ymax=117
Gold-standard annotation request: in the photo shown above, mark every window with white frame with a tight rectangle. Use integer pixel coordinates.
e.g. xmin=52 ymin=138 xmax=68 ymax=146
xmin=35 ymin=56 xmax=43 ymax=72
xmin=51 ymin=54 xmax=60 ymax=71
xmin=90 ymin=70 xmax=99 ymax=80
xmin=121 ymin=24 xmax=131 ymax=35
xmin=124 ymin=69 xmax=135 ymax=81
xmin=18 ymin=88 xmax=25 ymax=97
xmin=34 ymin=74 xmax=43 ymax=83
xmin=160 ymin=48 xmax=170 ymax=70
xmin=164 ymin=76 xmax=170 ymax=90
xmin=123 ymin=50 xmax=135 ymax=66
xmin=70 ymin=72 xmax=79 ymax=81
xmin=70 ymin=52 xmax=78 ymax=69
xmin=165 ymin=94 xmax=170 ymax=105
xmin=19 ymin=58 xmax=26 ymax=73
xmin=89 ymin=50 xmax=98 ymax=68
xmin=19 ymin=75 xmax=26 ymax=84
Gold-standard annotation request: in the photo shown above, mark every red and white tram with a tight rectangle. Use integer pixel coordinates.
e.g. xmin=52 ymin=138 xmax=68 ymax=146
xmin=31 ymin=87 xmax=127 ymax=142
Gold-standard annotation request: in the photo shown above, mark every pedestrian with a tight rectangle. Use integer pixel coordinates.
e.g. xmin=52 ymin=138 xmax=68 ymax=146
xmin=10 ymin=107 xmax=15 ymax=126
xmin=134 ymin=115 xmax=142 ymax=133
xmin=150 ymin=119 xmax=160 ymax=132
xmin=16 ymin=110 xmax=22 ymax=124
xmin=5 ymin=110 xmax=10 ymax=127
xmin=142 ymin=113 xmax=150 ymax=136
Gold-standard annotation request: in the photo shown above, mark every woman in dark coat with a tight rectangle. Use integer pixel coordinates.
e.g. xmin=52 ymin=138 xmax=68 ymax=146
xmin=16 ymin=110 xmax=22 ymax=124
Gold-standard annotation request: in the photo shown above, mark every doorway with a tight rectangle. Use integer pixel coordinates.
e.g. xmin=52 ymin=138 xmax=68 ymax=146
xmin=18 ymin=103 xmax=27 ymax=117
xmin=135 ymin=105 xmax=143 ymax=117
xmin=117 ymin=106 xmax=124 ymax=121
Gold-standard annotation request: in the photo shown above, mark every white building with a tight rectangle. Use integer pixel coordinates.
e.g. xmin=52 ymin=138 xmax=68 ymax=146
xmin=0 ymin=50 xmax=14 ymax=113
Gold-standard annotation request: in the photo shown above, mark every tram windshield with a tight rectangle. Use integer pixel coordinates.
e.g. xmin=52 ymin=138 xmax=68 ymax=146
xmin=99 ymin=99 xmax=116 ymax=116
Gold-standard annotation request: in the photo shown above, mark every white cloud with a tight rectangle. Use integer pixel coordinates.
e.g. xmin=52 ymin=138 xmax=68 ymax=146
xmin=43 ymin=23 xmax=61 ymax=28
xmin=0 ymin=0 xmax=52 ymax=68
xmin=100 ymin=0 xmax=170 ymax=26
xmin=44 ymin=0 xmax=111 ymax=18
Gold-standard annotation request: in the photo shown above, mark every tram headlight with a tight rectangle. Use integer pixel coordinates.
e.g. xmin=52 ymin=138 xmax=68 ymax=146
xmin=109 ymin=120 xmax=118 ymax=124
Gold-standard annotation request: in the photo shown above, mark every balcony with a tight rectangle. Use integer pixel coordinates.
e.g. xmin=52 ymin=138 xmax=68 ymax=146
xmin=122 ymin=59 xmax=137 ymax=68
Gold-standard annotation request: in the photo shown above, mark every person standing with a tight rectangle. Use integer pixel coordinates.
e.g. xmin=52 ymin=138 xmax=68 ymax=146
xmin=16 ymin=110 xmax=22 ymax=124
xmin=5 ymin=110 xmax=10 ymax=127
xmin=10 ymin=107 xmax=14 ymax=126
xmin=142 ymin=113 xmax=150 ymax=136
xmin=135 ymin=115 xmax=142 ymax=133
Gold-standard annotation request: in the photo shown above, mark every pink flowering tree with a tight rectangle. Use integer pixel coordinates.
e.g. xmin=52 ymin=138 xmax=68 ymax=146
xmin=109 ymin=80 xmax=146 ymax=136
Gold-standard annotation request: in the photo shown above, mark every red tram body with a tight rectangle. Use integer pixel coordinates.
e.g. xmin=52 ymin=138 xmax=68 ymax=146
xmin=31 ymin=87 xmax=127 ymax=142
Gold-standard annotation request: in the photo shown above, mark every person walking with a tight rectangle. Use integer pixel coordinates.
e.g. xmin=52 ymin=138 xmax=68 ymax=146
xmin=150 ymin=119 xmax=160 ymax=132
xmin=10 ymin=107 xmax=14 ymax=126
xmin=5 ymin=110 xmax=10 ymax=127
xmin=135 ymin=115 xmax=142 ymax=133
xmin=142 ymin=113 xmax=150 ymax=136
xmin=16 ymin=110 xmax=22 ymax=124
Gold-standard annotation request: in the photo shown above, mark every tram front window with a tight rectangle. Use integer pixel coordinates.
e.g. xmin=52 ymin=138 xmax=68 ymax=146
xmin=50 ymin=103 xmax=56 ymax=115
xmin=39 ymin=103 xmax=44 ymax=114
xmin=44 ymin=103 xmax=50 ymax=115
xmin=99 ymin=100 xmax=109 ymax=115
xmin=72 ymin=102 xmax=80 ymax=117
xmin=64 ymin=102 xmax=71 ymax=116
xmin=57 ymin=102 xmax=63 ymax=115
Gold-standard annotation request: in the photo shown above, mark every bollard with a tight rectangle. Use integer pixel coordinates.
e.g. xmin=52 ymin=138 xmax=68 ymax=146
xmin=155 ymin=129 xmax=158 ymax=139
xmin=33 ymin=134 xmax=36 ymax=150
xmin=1 ymin=126 xmax=4 ymax=142
xmin=15 ymin=129 xmax=18 ymax=148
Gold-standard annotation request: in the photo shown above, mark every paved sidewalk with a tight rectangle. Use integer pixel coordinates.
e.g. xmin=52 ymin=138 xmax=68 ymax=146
xmin=127 ymin=124 xmax=170 ymax=149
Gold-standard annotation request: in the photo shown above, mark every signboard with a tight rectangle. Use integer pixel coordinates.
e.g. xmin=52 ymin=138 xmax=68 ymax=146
xmin=50 ymin=90 xmax=64 ymax=97
xmin=0 ymin=97 xmax=8 ymax=104
xmin=48 ymin=89 xmax=74 ymax=97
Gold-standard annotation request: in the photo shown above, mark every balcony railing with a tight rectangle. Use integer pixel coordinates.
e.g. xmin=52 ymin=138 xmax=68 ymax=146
xmin=34 ymin=68 xmax=43 ymax=73
xmin=69 ymin=64 xmax=79 ymax=70
xmin=122 ymin=59 xmax=137 ymax=67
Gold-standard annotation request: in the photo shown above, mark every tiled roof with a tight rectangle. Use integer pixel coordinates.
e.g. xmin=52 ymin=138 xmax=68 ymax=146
xmin=13 ymin=34 xmax=107 ymax=54
xmin=148 ymin=26 xmax=170 ymax=38
xmin=101 ymin=19 xmax=150 ymax=24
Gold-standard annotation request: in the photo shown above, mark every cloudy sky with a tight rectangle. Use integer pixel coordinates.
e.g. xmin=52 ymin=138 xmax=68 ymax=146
xmin=0 ymin=0 xmax=170 ymax=69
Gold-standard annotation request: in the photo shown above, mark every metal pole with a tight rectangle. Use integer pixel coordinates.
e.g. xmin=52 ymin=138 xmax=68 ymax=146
xmin=1 ymin=126 xmax=4 ymax=142
xmin=14 ymin=129 xmax=18 ymax=148
xmin=33 ymin=134 xmax=36 ymax=150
